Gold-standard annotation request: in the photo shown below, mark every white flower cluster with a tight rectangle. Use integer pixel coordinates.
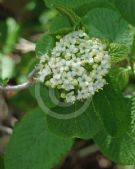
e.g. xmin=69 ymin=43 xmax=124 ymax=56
xmin=37 ymin=30 xmax=111 ymax=103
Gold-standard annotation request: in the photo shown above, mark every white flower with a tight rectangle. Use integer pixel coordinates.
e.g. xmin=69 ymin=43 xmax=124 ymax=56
xmin=66 ymin=91 xmax=76 ymax=103
xmin=37 ymin=30 xmax=111 ymax=103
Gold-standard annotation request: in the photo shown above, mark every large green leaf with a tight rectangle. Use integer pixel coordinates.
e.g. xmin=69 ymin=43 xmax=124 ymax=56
xmin=113 ymin=0 xmax=135 ymax=26
xmin=93 ymin=97 xmax=135 ymax=165
xmin=94 ymin=128 xmax=135 ymax=165
xmin=93 ymin=85 xmax=130 ymax=137
xmin=47 ymin=85 xmax=129 ymax=138
xmin=36 ymin=34 xmax=55 ymax=57
xmin=47 ymin=99 xmax=102 ymax=139
xmin=83 ymin=8 xmax=133 ymax=48
xmin=5 ymin=108 xmax=73 ymax=169
xmin=74 ymin=0 xmax=116 ymax=17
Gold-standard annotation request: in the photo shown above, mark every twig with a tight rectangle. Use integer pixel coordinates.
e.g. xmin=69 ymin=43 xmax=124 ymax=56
xmin=0 ymin=67 xmax=38 ymax=92
xmin=77 ymin=144 xmax=99 ymax=158
xmin=16 ymin=38 xmax=35 ymax=53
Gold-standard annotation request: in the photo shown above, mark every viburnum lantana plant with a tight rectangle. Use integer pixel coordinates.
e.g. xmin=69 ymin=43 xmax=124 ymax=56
xmin=2 ymin=0 xmax=135 ymax=169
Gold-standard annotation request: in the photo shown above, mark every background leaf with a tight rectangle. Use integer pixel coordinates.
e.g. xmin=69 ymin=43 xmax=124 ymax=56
xmin=5 ymin=108 xmax=73 ymax=169
xmin=44 ymin=0 xmax=115 ymax=16
xmin=0 ymin=21 xmax=7 ymax=49
xmin=49 ymin=15 xmax=72 ymax=35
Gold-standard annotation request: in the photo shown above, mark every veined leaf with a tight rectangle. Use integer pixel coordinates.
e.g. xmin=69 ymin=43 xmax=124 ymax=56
xmin=113 ymin=0 xmax=135 ymax=26
xmin=108 ymin=43 xmax=129 ymax=62
xmin=94 ymin=126 xmax=135 ymax=165
xmin=47 ymin=99 xmax=102 ymax=139
xmin=5 ymin=108 xmax=73 ymax=169
xmin=93 ymin=85 xmax=130 ymax=137
xmin=83 ymin=8 xmax=133 ymax=48
xmin=47 ymin=85 xmax=129 ymax=138
xmin=93 ymin=94 xmax=135 ymax=165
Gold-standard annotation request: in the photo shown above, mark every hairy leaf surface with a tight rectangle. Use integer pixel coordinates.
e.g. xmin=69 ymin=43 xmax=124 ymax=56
xmin=5 ymin=108 xmax=73 ymax=169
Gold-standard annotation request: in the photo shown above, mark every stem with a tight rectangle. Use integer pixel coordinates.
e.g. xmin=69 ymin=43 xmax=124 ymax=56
xmin=0 ymin=125 xmax=13 ymax=135
xmin=0 ymin=67 xmax=38 ymax=92
xmin=77 ymin=144 xmax=99 ymax=158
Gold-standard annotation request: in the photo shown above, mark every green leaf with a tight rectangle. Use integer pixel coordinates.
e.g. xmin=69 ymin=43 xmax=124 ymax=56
xmin=0 ymin=78 xmax=9 ymax=86
xmin=5 ymin=108 xmax=73 ymax=169
xmin=108 ymin=67 xmax=129 ymax=90
xmin=113 ymin=0 xmax=135 ymax=26
xmin=83 ymin=8 xmax=133 ymax=48
xmin=3 ymin=18 xmax=20 ymax=54
xmin=93 ymin=97 xmax=135 ymax=165
xmin=93 ymin=96 xmax=135 ymax=164
xmin=93 ymin=85 xmax=130 ymax=137
xmin=36 ymin=34 xmax=55 ymax=57
xmin=108 ymin=43 xmax=129 ymax=63
xmin=44 ymin=0 xmax=91 ymax=9
xmin=47 ymin=99 xmax=102 ymax=139
xmin=74 ymin=0 xmax=116 ymax=17
xmin=49 ymin=15 xmax=72 ymax=35
xmin=44 ymin=0 xmax=115 ymax=14
xmin=47 ymin=85 xmax=129 ymax=139
xmin=94 ymin=127 xmax=135 ymax=165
